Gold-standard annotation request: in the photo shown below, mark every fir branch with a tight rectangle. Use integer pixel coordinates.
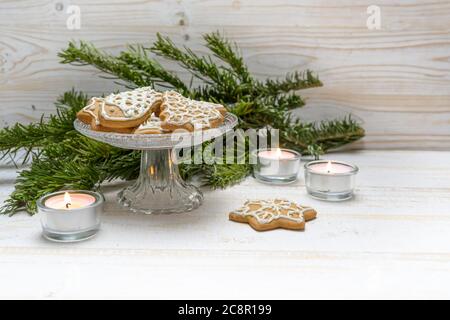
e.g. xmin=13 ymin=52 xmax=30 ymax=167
xmin=281 ymin=117 xmax=365 ymax=154
xmin=151 ymin=33 xmax=242 ymax=101
xmin=180 ymin=163 xmax=251 ymax=189
xmin=118 ymin=45 xmax=188 ymax=93
xmin=0 ymin=90 xmax=88 ymax=163
xmin=179 ymin=139 xmax=252 ymax=189
xmin=59 ymin=41 xmax=150 ymax=87
xmin=1 ymin=31 xmax=365 ymax=215
xmin=236 ymin=98 xmax=289 ymax=129
xmin=203 ymin=163 xmax=252 ymax=189
xmin=203 ymin=32 xmax=252 ymax=84
xmin=262 ymin=93 xmax=306 ymax=112
xmin=309 ymin=117 xmax=365 ymax=150
xmin=151 ymin=33 xmax=226 ymax=84
xmin=259 ymin=70 xmax=323 ymax=96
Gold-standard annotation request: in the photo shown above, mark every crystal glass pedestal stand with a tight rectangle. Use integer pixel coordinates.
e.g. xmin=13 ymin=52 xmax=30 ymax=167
xmin=74 ymin=114 xmax=238 ymax=214
xmin=118 ymin=149 xmax=202 ymax=214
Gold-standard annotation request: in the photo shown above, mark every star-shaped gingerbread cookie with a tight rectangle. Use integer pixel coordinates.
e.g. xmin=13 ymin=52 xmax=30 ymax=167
xmin=229 ymin=199 xmax=317 ymax=231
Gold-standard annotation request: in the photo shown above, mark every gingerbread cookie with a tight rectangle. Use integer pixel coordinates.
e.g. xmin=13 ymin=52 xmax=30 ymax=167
xmin=229 ymin=199 xmax=317 ymax=231
xmin=159 ymin=91 xmax=226 ymax=131
xmin=77 ymin=98 xmax=134 ymax=133
xmin=133 ymin=113 xmax=167 ymax=134
xmin=99 ymin=87 xmax=162 ymax=129
xmin=77 ymin=97 xmax=103 ymax=126
xmin=93 ymin=123 xmax=134 ymax=134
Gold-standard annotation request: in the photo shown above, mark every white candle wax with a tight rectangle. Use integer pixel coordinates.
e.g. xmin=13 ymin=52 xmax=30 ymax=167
xmin=45 ymin=192 xmax=96 ymax=210
xmin=258 ymin=149 xmax=296 ymax=160
xmin=309 ymin=161 xmax=353 ymax=174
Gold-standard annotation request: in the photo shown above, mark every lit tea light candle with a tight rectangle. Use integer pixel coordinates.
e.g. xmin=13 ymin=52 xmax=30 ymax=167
xmin=45 ymin=192 xmax=96 ymax=210
xmin=304 ymin=160 xmax=358 ymax=201
xmin=38 ymin=190 xmax=104 ymax=242
xmin=253 ymin=148 xmax=300 ymax=184
xmin=309 ymin=160 xmax=354 ymax=174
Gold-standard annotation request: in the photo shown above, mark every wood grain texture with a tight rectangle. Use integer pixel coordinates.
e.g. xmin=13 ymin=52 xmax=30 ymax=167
xmin=1 ymin=150 xmax=450 ymax=299
xmin=0 ymin=0 xmax=449 ymax=149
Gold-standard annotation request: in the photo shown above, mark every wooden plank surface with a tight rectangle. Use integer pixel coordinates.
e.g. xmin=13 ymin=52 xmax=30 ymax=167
xmin=1 ymin=150 xmax=450 ymax=299
xmin=1 ymin=0 xmax=450 ymax=149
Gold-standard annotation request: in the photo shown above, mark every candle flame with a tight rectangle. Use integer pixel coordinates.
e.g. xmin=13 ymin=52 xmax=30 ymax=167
xmin=64 ymin=192 xmax=72 ymax=209
xmin=326 ymin=160 xmax=332 ymax=173
xmin=275 ymin=148 xmax=282 ymax=158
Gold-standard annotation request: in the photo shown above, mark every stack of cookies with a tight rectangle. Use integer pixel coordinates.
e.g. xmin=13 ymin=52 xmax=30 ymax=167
xmin=77 ymin=87 xmax=227 ymax=134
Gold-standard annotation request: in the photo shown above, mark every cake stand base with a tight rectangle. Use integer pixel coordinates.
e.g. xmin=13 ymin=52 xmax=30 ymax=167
xmin=118 ymin=149 xmax=203 ymax=214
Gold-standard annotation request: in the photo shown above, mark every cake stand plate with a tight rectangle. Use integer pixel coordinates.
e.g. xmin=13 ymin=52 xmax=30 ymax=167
xmin=74 ymin=113 xmax=238 ymax=214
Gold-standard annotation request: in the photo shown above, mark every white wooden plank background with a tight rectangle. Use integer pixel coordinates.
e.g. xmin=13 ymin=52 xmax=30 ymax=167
xmin=1 ymin=0 xmax=450 ymax=150
xmin=1 ymin=150 xmax=450 ymax=299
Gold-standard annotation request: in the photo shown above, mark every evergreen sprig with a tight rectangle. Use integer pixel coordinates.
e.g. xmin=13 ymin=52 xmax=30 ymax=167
xmin=0 ymin=90 xmax=88 ymax=164
xmin=258 ymin=70 xmax=323 ymax=95
xmin=60 ymin=42 xmax=149 ymax=87
xmin=119 ymin=45 xmax=188 ymax=92
xmin=0 ymin=32 xmax=364 ymax=215
xmin=204 ymin=32 xmax=252 ymax=84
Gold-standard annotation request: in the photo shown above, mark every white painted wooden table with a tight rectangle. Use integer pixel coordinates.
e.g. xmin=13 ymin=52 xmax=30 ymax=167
xmin=1 ymin=150 xmax=449 ymax=299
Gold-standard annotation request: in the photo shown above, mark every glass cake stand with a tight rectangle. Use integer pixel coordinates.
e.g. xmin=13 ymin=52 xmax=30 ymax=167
xmin=74 ymin=113 xmax=238 ymax=214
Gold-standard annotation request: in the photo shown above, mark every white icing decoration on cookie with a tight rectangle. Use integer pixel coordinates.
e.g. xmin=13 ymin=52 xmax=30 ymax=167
xmin=161 ymin=91 xmax=224 ymax=129
xmin=135 ymin=113 xmax=164 ymax=133
xmin=232 ymin=199 xmax=313 ymax=224
xmin=102 ymin=87 xmax=161 ymax=121
xmin=82 ymin=97 xmax=104 ymax=125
